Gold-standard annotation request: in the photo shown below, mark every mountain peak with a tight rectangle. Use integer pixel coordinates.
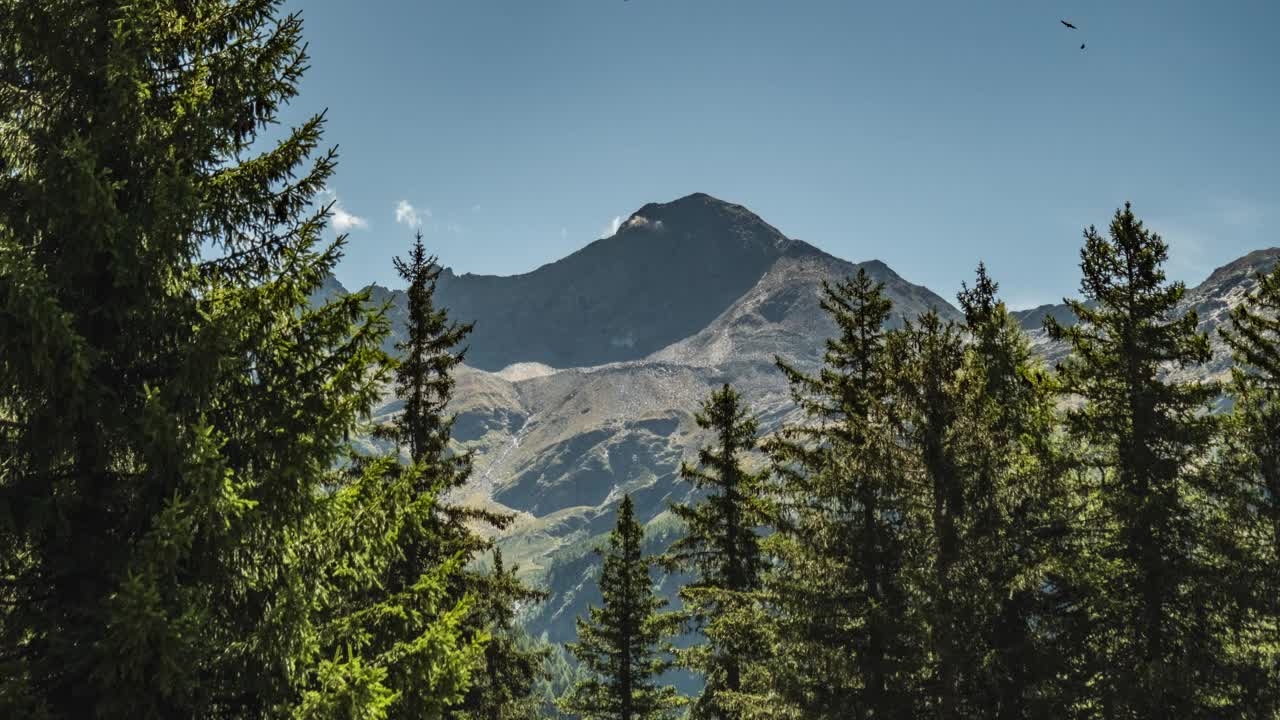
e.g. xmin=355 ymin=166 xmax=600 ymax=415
xmin=628 ymin=192 xmax=756 ymax=222
xmin=611 ymin=192 xmax=796 ymax=260
xmin=1198 ymin=247 xmax=1280 ymax=290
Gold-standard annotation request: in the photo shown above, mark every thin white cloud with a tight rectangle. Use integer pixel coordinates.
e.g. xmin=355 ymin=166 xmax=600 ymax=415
xmin=332 ymin=206 xmax=368 ymax=231
xmin=604 ymin=215 xmax=624 ymax=237
xmin=322 ymin=188 xmax=368 ymax=233
xmin=395 ymin=200 xmax=428 ymax=228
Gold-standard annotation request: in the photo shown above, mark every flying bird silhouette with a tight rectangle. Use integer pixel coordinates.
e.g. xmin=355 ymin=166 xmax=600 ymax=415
xmin=1061 ymin=20 xmax=1078 ymax=29
xmin=1081 ymin=43 xmax=1086 ymax=50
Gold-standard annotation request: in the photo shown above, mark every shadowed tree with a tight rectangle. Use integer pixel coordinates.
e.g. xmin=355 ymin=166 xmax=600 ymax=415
xmin=1217 ymin=263 xmax=1280 ymax=712
xmin=662 ymin=384 xmax=770 ymax=720
xmin=1045 ymin=203 xmax=1240 ymax=717
xmin=560 ymin=495 xmax=684 ymax=720
xmin=735 ymin=270 xmax=927 ymax=720
xmin=0 ymin=1 xmax=479 ymax=717
xmin=375 ymin=229 xmax=547 ymax=720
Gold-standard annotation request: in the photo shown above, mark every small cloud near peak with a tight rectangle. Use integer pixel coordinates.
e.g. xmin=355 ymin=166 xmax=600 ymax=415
xmin=395 ymin=200 xmax=428 ymax=228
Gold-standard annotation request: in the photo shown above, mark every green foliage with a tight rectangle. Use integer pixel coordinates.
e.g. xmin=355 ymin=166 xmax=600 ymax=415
xmin=889 ymin=267 xmax=1080 ymax=719
xmin=951 ymin=265 xmax=1084 ymax=717
xmin=1 ymin=2 xmax=1275 ymax=712
xmin=559 ymin=495 xmax=684 ymax=720
xmin=740 ymin=270 xmax=928 ymax=720
xmin=375 ymin=230 xmax=549 ymax=720
xmin=379 ymin=230 xmax=474 ymax=472
xmin=0 ymin=1 xmax=478 ymax=717
xmin=457 ymin=550 xmax=551 ymax=720
xmin=1045 ymin=203 xmax=1244 ymax=716
xmin=1218 ymin=263 xmax=1280 ymax=711
xmin=662 ymin=384 xmax=769 ymax=720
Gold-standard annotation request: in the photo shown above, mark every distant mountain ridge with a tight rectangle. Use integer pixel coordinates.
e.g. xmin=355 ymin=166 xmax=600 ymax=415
xmin=1016 ymin=248 xmax=1280 ymax=384
xmin=355 ymin=193 xmax=956 ymax=371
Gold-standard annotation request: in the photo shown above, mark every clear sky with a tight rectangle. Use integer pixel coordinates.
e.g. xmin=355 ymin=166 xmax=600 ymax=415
xmin=282 ymin=0 xmax=1279 ymax=309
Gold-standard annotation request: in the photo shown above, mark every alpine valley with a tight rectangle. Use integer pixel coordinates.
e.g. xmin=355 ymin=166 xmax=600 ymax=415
xmin=320 ymin=192 xmax=1279 ymax=645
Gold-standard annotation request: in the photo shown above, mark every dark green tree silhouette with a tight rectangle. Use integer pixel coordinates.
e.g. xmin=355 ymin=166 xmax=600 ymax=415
xmin=1045 ymin=203 xmax=1239 ymax=717
xmin=891 ymin=268 xmax=1081 ymax=718
xmin=459 ymin=549 xmax=551 ymax=720
xmin=560 ymin=495 xmax=684 ymax=720
xmin=742 ymin=270 xmax=927 ymax=719
xmin=662 ymin=384 xmax=769 ymax=720
xmin=952 ymin=265 xmax=1085 ymax=718
xmin=0 ymin=1 xmax=478 ymax=717
xmin=892 ymin=310 xmax=969 ymax=718
xmin=1217 ymin=262 xmax=1280 ymax=713
xmin=377 ymin=230 xmax=547 ymax=720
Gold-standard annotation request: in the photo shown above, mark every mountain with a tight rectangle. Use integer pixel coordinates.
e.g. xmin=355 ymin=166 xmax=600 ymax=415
xmin=375 ymin=193 xmax=901 ymax=371
xmin=320 ymin=194 xmax=1278 ymax=649
xmin=651 ymin=252 xmax=960 ymax=369
xmin=1016 ymin=248 xmax=1280 ymax=384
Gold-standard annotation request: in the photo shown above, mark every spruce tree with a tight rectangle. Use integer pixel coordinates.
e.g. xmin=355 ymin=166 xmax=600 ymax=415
xmin=378 ymin=230 xmax=547 ymax=719
xmin=459 ymin=549 xmax=551 ymax=720
xmin=662 ymin=384 xmax=769 ymax=720
xmin=1045 ymin=203 xmax=1238 ymax=716
xmin=1217 ymin=263 xmax=1280 ymax=712
xmin=891 ymin=310 xmax=969 ymax=719
xmin=382 ymin=229 xmax=474 ymax=473
xmin=0 ymin=1 xmax=479 ymax=717
xmin=955 ymin=265 xmax=1087 ymax=717
xmin=559 ymin=495 xmax=684 ymax=720
xmin=747 ymin=270 xmax=927 ymax=719
xmin=896 ymin=266 xmax=1081 ymax=718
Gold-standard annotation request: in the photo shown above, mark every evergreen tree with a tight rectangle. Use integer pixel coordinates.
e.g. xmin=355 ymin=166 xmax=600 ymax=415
xmin=1217 ymin=263 xmax=1280 ymax=712
xmin=381 ymin=229 xmax=474 ymax=473
xmin=0 ymin=1 xmax=478 ymax=717
xmin=1045 ymin=203 xmax=1238 ymax=716
xmin=459 ymin=550 xmax=551 ymax=720
xmin=891 ymin=310 xmax=969 ymax=719
xmin=662 ymin=384 xmax=769 ymax=720
xmin=953 ymin=265 xmax=1086 ymax=718
xmin=744 ymin=270 xmax=927 ymax=719
xmin=377 ymin=229 xmax=547 ymax=719
xmin=894 ymin=267 xmax=1081 ymax=719
xmin=559 ymin=495 xmax=684 ymax=720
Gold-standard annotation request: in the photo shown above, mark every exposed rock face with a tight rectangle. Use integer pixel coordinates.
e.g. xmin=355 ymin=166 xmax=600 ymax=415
xmin=373 ymin=193 xmax=836 ymax=371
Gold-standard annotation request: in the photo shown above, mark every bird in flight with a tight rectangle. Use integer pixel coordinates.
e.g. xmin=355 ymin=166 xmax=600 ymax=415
xmin=1080 ymin=43 xmax=1086 ymax=50
xmin=1061 ymin=20 xmax=1078 ymax=29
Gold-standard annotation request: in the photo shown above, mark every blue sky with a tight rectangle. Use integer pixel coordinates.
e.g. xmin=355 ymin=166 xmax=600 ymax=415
xmin=283 ymin=0 xmax=1279 ymax=309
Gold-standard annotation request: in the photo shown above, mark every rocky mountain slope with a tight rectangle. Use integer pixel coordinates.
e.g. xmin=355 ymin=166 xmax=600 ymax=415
xmin=1014 ymin=248 xmax=1280 ymax=390
xmin=325 ymin=194 xmax=1278 ymax=645
xmin=374 ymin=193 xmax=848 ymax=371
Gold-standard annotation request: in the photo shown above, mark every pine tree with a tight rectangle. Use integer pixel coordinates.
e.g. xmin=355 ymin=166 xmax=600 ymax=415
xmin=745 ymin=270 xmax=927 ymax=720
xmin=559 ymin=495 xmax=684 ymax=720
xmin=1045 ymin=203 xmax=1238 ymax=716
xmin=1217 ymin=262 xmax=1280 ymax=712
xmin=381 ymin=229 xmax=474 ymax=474
xmin=891 ymin=310 xmax=969 ymax=719
xmin=895 ymin=266 xmax=1082 ymax=718
xmin=954 ymin=265 xmax=1088 ymax=717
xmin=662 ymin=384 xmax=769 ymax=720
xmin=377 ymin=229 xmax=548 ymax=719
xmin=459 ymin=549 xmax=551 ymax=720
xmin=0 ymin=1 xmax=479 ymax=717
